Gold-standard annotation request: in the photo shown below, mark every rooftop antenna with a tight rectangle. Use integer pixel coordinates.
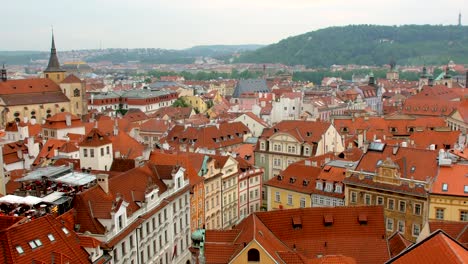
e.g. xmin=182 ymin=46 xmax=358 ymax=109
xmin=459 ymin=11 xmax=462 ymax=26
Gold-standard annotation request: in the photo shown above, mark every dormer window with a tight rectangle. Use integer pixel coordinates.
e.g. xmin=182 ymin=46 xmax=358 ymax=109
xmin=335 ymin=185 xmax=342 ymax=193
xmin=390 ymin=127 xmax=397 ymax=132
xmin=316 ymin=181 xmax=323 ymax=190
xmin=325 ymin=183 xmax=333 ymax=192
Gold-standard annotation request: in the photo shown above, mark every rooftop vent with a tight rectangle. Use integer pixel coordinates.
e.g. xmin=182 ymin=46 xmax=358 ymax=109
xmin=323 ymin=214 xmax=334 ymax=226
xmin=358 ymin=213 xmax=368 ymax=225
xmin=292 ymin=216 xmax=302 ymax=230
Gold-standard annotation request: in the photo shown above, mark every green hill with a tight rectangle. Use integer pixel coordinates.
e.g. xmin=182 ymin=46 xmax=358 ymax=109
xmin=235 ymin=25 xmax=468 ymax=67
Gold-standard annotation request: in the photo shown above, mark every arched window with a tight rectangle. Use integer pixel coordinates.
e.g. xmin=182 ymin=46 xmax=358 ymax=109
xmin=74 ymin=88 xmax=80 ymax=97
xmin=247 ymin=248 xmax=260 ymax=262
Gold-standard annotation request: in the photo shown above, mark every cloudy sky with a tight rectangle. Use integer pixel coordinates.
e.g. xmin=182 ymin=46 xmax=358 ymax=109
xmin=2 ymin=0 xmax=466 ymax=51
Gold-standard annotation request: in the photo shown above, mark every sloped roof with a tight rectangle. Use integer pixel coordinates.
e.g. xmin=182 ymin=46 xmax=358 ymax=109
xmin=431 ymin=164 xmax=468 ymax=196
xmin=205 ymin=206 xmax=389 ymax=264
xmin=78 ymin=128 xmax=112 ymax=147
xmin=0 ymin=214 xmax=90 ymax=264
xmin=427 ymin=221 xmax=468 ymax=248
xmin=259 ymin=120 xmax=331 ymax=145
xmin=232 ymin=79 xmax=269 ymax=98
xmin=73 ymin=164 xmax=169 ymax=234
xmin=61 ymin=74 xmax=82 ymax=84
xmin=388 ymin=232 xmax=413 ymax=258
xmin=0 ymin=78 xmax=61 ymax=95
xmin=109 ymin=130 xmax=144 ymax=159
xmin=386 ymin=230 xmax=468 ymax=264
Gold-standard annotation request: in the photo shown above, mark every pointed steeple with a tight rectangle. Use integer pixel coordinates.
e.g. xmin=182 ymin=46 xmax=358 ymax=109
xmin=1 ymin=64 xmax=7 ymax=82
xmin=44 ymin=31 xmax=65 ymax=73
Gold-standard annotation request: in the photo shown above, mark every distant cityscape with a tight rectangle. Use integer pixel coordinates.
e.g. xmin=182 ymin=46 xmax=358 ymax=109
xmin=0 ymin=21 xmax=467 ymax=264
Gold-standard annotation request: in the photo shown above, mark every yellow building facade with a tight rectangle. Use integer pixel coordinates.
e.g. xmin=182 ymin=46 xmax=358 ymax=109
xmin=266 ymin=186 xmax=311 ymax=211
xmin=181 ymin=96 xmax=208 ymax=114
xmin=230 ymin=240 xmax=277 ymax=264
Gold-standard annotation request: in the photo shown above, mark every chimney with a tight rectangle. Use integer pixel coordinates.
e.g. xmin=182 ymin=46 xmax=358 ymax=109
xmin=113 ymin=118 xmax=119 ymax=136
xmin=65 ymin=114 xmax=72 ymax=127
xmin=1 ymin=64 xmax=6 ymax=82
xmin=96 ymin=174 xmax=109 ymax=194
xmin=465 ymin=71 xmax=468 ymax=89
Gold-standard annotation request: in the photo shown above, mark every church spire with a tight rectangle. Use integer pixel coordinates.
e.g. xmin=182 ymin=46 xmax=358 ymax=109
xmin=44 ymin=30 xmax=64 ymax=73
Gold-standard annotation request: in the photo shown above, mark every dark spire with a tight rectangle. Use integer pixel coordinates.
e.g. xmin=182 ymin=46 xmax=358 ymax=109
xmin=44 ymin=31 xmax=65 ymax=73
xmin=1 ymin=64 xmax=7 ymax=82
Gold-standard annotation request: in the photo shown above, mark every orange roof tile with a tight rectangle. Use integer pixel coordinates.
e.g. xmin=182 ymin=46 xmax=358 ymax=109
xmin=387 ymin=230 xmax=468 ymax=264
xmin=78 ymin=128 xmax=112 ymax=147
xmin=0 ymin=214 xmax=90 ymax=264
xmin=431 ymin=164 xmax=468 ymax=196
xmin=205 ymin=206 xmax=390 ymax=264
xmin=61 ymin=74 xmax=82 ymax=84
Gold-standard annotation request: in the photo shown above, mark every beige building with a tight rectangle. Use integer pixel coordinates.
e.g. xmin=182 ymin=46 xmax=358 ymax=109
xmin=218 ymin=156 xmax=239 ymax=229
xmin=255 ymin=120 xmax=344 ymax=181
xmin=428 ymin=163 xmax=468 ymax=222
xmin=202 ymin=156 xmax=223 ymax=230
xmin=343 ymin=143 xmax=438 ymax=242
xmin=0 ymin=34 xmax=86 ymax=127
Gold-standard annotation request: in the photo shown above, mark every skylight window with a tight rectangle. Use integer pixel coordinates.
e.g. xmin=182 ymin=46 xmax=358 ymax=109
xmin=442 ymin=183 xmax=448 ymax=192
xmin=47 ymin=234 xmax=55 ymax=241
xmin=28 ymin=239 xmax=42 ymax=249
xmin=15 ymin=246 xmax=24 ymax=254
xmin=62 ymin=227 xmax=70 ymax=235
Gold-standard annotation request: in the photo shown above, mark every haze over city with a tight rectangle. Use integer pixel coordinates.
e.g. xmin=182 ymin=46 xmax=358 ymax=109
xmin=2 ymin=0 xmax=467 ymax=50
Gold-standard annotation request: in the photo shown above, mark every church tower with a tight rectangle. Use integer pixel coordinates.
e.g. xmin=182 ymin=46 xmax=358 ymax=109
xmin=44 ymin=32 xmax=66 ymax=84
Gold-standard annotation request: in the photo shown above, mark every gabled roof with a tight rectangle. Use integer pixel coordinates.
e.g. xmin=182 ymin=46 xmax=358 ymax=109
xmin=386 ymin=230 xmax=468 ymax=264
xmin=205 ymin=206 xmax=390 ymax=264
xmin=73 ymin=164 xmax=169 ymax=234
xmin=61 ymin=74 xmax=81 ymax=84
xmin=42 ymin=112 xmax=84 ymax=130
xmin=427 ymin=221 xmax=468 ymax=248
xmin=259 ymin=120 xmax=331 ymax=145
xmin=78 ymin=128 xmax=112 ymax=147
xmin=388 ymin=232 xmax=413 ymax=257
xmin=109 ymin=130 xmax=144 ymax=159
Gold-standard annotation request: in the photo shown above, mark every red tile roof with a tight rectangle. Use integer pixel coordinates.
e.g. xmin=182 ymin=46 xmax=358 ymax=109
xmin=205 ymin=206 xmax=390 ymax=264
xmin=78 ymin=128 xmax=112 ymax=147
xmin=61 ymin=74 xmax=82 ymax=84
xmin=387 ymin=230 xmax=468 ymax=264
xmin=259 ymin=120 xmax=332 ymax=146
xmin=163 ymin=122 xmax=249 ymax=151
xmin=33 ymin=139 xmax=67 ymax=166
xmin=431 ymin=164 xmax=468 ymax=196
xmin=109 ymin=130 xmax=144 ymax=159
xmin=0 ymin=78 xmax=61 ymax=95
xmin=0 ymin=215 xmax=90 ymax=264
xmin=243 ymin=112 xmax=269 ymax=127
xmin=140 ymin=118 xmax=172 ymax=133
xmin=388 ymin=232 xmax=413 ymax=257
xmin=42 ymin=112 xmax=84 ymax=130
xmin=427 ymin=221 xmax=468 ymax=248
xmin=72 ymin=163 xmax=170 ymax=234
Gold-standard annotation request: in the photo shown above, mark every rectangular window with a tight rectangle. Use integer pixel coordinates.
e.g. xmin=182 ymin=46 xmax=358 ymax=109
xmin=412 ymin=224 xmax=421 ymax=237
xmin=376 ymin=196 xmax=384 ymax=205
xmin=436 ymin=208 xmax=445 ymax=220
xmin=350 ymin=191 xmax=357 ymax=203
xmin=287 ymin=194 xmax=293 ymax=205
xmin=386 ymin=218 xmax=394 ymax=232
xmin=275 ymin=192 xmax=280 ymax=202
xmin=398 ymin=220 xmax=405 ymax=233
xmin=399 ymin=201 xmax=406 ymax=213
xmin=364 ymin=194 xmax=371 ymax=205
xmin=300 ymin=197 xmax=306 ymax=208
xmin=121 ymin=241 xmax=126 ymax=256
xmin=414 ymin=203 xmax=421 ymax=215
xmin=388 ymin=199 xmax=395 ymax=210
xmin=460 ymin=211 xmax=468 ymax=221
xmin=106 ymin=146 xmax=110 ymax=154
xmin=83 ymin=148 xmax=88 ymax=157
xmin=90 ymin=149 xmax=94 ymax=158
xmin=101 ymin=147 xmax=104 ymax=157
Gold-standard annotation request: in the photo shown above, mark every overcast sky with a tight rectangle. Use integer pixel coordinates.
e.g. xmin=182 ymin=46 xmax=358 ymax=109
xmin=2 ymin=0 xmax=466 ymax=51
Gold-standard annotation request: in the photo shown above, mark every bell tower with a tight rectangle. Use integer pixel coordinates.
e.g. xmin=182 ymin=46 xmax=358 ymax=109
xmin=44 ymin=31 xmax=66 ymax=84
